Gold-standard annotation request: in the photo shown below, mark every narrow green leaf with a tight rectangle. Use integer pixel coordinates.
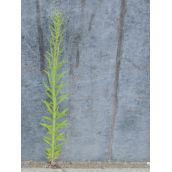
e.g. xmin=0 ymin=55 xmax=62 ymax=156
xmin=56 ymin=133 xmax=65 ymax=141
xmin=45 ymin=91 xmax=53 ymax=100
xmin=40 ymin=123 xmax=51 ymax=131
xmin=56 ymin=109 xmax=68 ymax=119
xmin=43 ymin=70 xmax=51 ymax=83
xmin=57 ymin=94 xmax=68 ymax=104
xmin=56 ymin=120 xmax=68 ymax=130
xmin=43 ymin=82 xmax=52 ymax=93
xmin=42 ymin=116 xmax=52 ymax=122
xmin=56 ymin=60 xmax=65 ymax=70
xmin=43 ymin=136 xmax=51 ymax=145
xmin=56 ymin=72 xmax=65 ymax=83
xmin=43 ymin=100 xmax=53 ymax=114
xmin=55 ymin=81 xmax=64 ymax=95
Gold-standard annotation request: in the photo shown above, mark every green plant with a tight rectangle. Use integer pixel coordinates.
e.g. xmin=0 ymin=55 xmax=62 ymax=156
xmin=40 ymin=13 xmax=68 ymax=164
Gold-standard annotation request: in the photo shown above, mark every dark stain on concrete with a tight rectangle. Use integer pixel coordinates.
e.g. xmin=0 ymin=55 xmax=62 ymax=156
xmin=22 ymin=34 xmax=25 ymax=41
xmin=75 ymin=48 xmax=80 ymax=68
xmin=74 ymin=34 xmax=81 ymax=68
xmin=69 ymin=0 xmax=88 ymax=74
xmin=69 ymin=56 xmax=73 ymax=75
xmin=36 ymin=0 xmax=45 ymax=71
xmin=74 ymin=34 xmax=82 ymax=44
xmin=75 ymin=33 xmax=82 ymax=68
xmin=69 ymin=50 xmax=74 ymax=75
xmin=121 ymin=115 xmax=138 ymax=131
xmin=108 ymin=0 xmax=126 ymax=160
xmin=88 ymin=0 xmax=104 ymax=32
xmin=74 ymin=34 xmax=81 ymax=67
xmin=88 ymin=13 xmax=95 ymax=31
xmin=81 ymin=0 xmax=86 ymax=10
xmin=69 ymin=34 xmax=82 ymax=74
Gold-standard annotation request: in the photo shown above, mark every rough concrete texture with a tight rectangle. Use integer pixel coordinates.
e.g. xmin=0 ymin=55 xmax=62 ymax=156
xmin=22 ymin=168 xmax=149 ymax=172
xmin=112 ymin=0 xmax=150 ymax=161
xmin=21 ymin=0 xmax=149 ymax=162
xmin=21 ymin=161 xmax=149 ymax=169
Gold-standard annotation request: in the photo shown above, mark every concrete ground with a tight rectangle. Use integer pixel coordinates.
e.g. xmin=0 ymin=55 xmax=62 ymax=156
xmin=22 ymin=162 xmax=149 ymax=172
xmin=22 ymin=168 xmax=149 ymax=172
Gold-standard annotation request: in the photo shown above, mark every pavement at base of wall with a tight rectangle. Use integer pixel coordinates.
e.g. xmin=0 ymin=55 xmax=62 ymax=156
xmin=22 ymin=162 xmax=150 ymax=172
xmin=22 ymin=168 xmax=149 ymax=172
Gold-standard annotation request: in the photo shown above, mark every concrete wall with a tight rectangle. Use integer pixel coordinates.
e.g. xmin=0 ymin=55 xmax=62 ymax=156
xmin=21 ymin=0 xmax=149 ymax=162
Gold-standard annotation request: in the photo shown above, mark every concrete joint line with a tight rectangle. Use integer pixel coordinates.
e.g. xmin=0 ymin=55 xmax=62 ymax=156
xmin=108 ymin=0 xmax=126 ymax=160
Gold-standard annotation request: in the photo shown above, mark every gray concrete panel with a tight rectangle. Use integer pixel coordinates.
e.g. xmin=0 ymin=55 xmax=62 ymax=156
xmin=112 ymin=0 xmax=149 ymax=161
xmin=21 ymin=0 xmax=149 ymax=162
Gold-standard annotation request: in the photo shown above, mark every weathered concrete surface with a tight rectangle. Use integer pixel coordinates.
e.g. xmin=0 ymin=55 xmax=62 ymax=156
xmin=112 ymin=0 xmax=150 ymax=161
xmin=22 ymin=168 xmax=149 ymax=172
xmin=21 ymin=0 xmax=46 ymax=161
xmin=21 ymin=0 xmax=149 ymax=162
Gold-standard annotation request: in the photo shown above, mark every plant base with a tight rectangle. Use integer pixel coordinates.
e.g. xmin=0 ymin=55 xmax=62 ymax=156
xmin=47 ymin=161 xmax=61 ymax=169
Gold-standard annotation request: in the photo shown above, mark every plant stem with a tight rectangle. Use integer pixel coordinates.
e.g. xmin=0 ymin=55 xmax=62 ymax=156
xmin=52 ymin=38 xmax=57 ymax=161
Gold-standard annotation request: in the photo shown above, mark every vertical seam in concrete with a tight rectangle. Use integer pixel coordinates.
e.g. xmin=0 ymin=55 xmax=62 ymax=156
xmin=36 ymin=0 xmax=45 ymax=71
xmin=108 ymin=0 xmax=126 ymax=160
